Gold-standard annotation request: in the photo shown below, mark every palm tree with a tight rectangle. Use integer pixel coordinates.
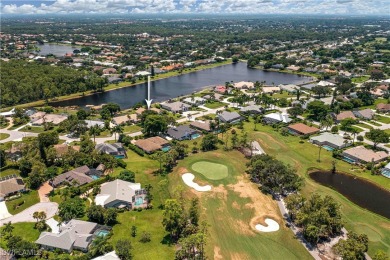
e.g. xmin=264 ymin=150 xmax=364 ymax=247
xmin=350 ymin=128 xmax=358 ymax=145
xmin=89 ymin=125 xmax=101 ymax=144
xmin=324 ymin=114 xmax=334 ymax=131
xmin=111 ymin=125 xmax=123 ymax=142
xmin=317 ymin=145 xmax=323 ymax=162
xmin=2 ymin=222 xmax=14 ymax=237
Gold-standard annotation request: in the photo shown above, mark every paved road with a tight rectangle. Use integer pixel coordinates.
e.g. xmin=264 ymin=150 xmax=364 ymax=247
xmin=0 ymin=202 xmax=58 ymax=227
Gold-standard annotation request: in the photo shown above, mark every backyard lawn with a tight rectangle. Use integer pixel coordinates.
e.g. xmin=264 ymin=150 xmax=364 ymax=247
xmin=355 ymin=123 xmax=373 ymax=130
xmin=242 ymin=119 xmax=390 ymax=256
xmin=108 ymin=150 xmax=175 ymax=259
xmin=5 ymin=190 xmax=40 ymax=215
xmin=0 ymin=133 xmax=10 ymax=141
xmin=0 ymin=168 xmax=20 ymax=178
xmin=20 ymin=126 xmax=46 ymax=133
xmin=123 ymin=124 xmax=142 ymax=134
xmin=0 ymin=222 xmax=40 ymax=248
xmin=204 ymin=101 xmax=227 ymax=109
xmin=169 ymin=151 xmax=313 ymax=260
xmin=375 ymin=115 xmax=390 ymax=124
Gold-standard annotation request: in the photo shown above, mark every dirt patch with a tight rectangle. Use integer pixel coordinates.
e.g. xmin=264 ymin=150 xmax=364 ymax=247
xmin=214 ymin=246 xmax=223 ymax=260
xmin=232 ymin=201 xmax=240 ymax=210
xmin=209 ymin=184 xmax=228 ymax=200
xmin=227 ymin=176 xmax=281 ymax=231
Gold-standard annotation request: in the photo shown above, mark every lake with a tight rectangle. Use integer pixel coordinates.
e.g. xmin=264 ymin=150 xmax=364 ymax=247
xmin=51 ymin=63 xmax=313 ymax=109
xmin=310 ymin=171 xmax=390 ymax=219
xmin=37 ymin=44 xmax=77 ymax=56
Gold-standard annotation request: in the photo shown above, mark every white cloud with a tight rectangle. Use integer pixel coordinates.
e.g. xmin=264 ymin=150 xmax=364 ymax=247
xmin=1 ymin=0 xmax=388 ymax=14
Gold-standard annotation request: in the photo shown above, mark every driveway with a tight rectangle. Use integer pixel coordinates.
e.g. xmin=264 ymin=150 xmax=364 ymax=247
xmin=38 ymin=182 xmax=53 ymax=203
xmin=0 ymin=201 xmax=12 ymax=220
xmin=0 ymin=202 xmax=58 ymax=227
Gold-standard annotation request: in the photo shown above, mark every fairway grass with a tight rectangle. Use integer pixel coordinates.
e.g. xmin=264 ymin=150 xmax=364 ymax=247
xmin=171 ymin=151 xmax=313 ymax=260
xmin=243 ymin=119 xmax=390 ymax=256
xmin=191 ymin=161 xmax=229 ymax=180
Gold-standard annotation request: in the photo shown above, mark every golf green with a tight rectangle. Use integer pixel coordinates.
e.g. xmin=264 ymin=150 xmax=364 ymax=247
xmin=191 ymin=161 xmax=229 ymax=180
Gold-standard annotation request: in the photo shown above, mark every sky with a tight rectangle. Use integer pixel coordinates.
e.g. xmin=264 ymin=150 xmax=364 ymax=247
xmin=1 ymin=0 xmax=389 ymax=15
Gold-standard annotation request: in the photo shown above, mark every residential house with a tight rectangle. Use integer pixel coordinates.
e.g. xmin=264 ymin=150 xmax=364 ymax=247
xmin=36 ymin=219 xmax=110 ymax=252
xmin=95 ymin=179 xmax=147 ymax=209
xmin=233 ymin=81 xmax=254 ymax=89
xmin=0 ymin=177 xmax=26 ymax=201
xmin=287 ymin=123 xmax=320 ymax=136
xmin=161 ymin=102 xmax=190 ymax=113
xmin=317 ymin=81 xmax=335 ymax=87
xmin=31 ymin=113 xmax=68 ymax=126
xmin=240 ymin=105 xmax=264 ymax=115
xmin=134 ymin=136 xmax=170 ymax=154
xmin=112 ymin=114 xmax=138 ymax=125
xmin=334 ymin=111 xmax=357 ymax=122
xmin=167 ymin=125 xmax=199 ymax=141
xmin=263 ymin=113 xmax=292 ymax=124
xmin=218 ymin=111 xmax=242 ymax=124
xmin=183 ymin=97 xmax=206 ymax=106
xmin=203 ymin=93 xmax=224 ymax=101
xmin=353 ymin=108 xmax=375 ymax=120
xmin=310 ymin=132 xmax=351 ymax=150
xmin=279 ymin=84 xmax=299 ymax=93
xmin=85 ymin=120 xmax=105 ymax=129
xmin=262 ymin=86 xmax=281 ymax=94
xmin=341 ymin=146 xmax=388 ymax=164
xmin=51 ymin=166 xmax=93 ymax=187
xmin=214 ymin=85 xmax=227 ymax=94
xmin=377 ymin=103 xmax=390 ymax=113
xmin=95 ymin=143 xmax=127 ymax=158
xmin=190 ymin=120 xmax=212 ymax=132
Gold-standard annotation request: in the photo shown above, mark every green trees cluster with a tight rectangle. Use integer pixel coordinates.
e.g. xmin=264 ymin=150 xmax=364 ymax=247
xmin=246 ymin=154 xmax=303 ymax=195
xmin=365 ymin=129 xmax=389 ymax=149
xmin=285 ymin=193 xmax=343 ymax=244
xmin=162 ymin=198 xmax=207 ymax=259
xmin=87 ymin=203 xmax=118 ymax=225
xmin=0 ymin=60 xmax=107 ymax=107
xmin=58 ymin=197 xmax=86 ymax=222
xmin=201 ymin=133 xmax=218 ymax=151
xmin=333 ymin=232 xmax=368 ymax=260
xmin=306 ymin=100 xmax=330 ymax=121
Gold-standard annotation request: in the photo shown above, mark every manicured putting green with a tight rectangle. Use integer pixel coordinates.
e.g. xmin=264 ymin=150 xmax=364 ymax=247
xmin=191 ymin=161 xmax=229 ymax=180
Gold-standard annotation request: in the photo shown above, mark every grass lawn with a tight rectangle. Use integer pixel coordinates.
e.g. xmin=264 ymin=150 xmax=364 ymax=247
xmin=20 ymin=126 xmax=45 ymax=133
xmin=243 ymin=119 xmax=390 ymax=256
xmin=190 ymin=160 xmax=229 ymax=180
xmin=0 ymin=133 xmax=10 ymax=141
xmin=108 ymin=150 xmax=175 ymax=259
xmin=359 ymin=98 xmax=388 ymax=110
xmin=375 ymin=115 xmax=390 ymax=124
xmin=0 ymin=168 xmax=20 ymax=178
xmin=96 ymin=130 xmax=112 ymax=137
xmin=349 ymin=126 xmax=364 ymax=133
xmin=6 ymin=190 xmax=40 ymax=215
xmin=169 ymin=151 xmax=313 ymax=260
xmin=272 ymin=92 xmax=294 ymax=99
xmin=355 ymin=123 xmax=373 ymax=130
xmin=0 ymin=222 xmax=40 ymax=247
xmin=123 ymin=124 xmax=142 ymax=134
xmin=204 ymin=101 xmax=227 ymax=109
xmin=367 ymin=120 xmax=382 ymax=126
xmin=352 ymin=76 xmax=370 ymax=83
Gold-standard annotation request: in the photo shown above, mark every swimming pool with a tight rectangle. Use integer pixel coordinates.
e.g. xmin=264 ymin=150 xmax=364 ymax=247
xmin=342 ymin=157 xmax=355 ymax=164
xmin=135 ymin=197 xmax=144 ymax=206
xmin=91 ymin=175 xmax=100 ymax=180
xmin=191 ymin=133 xmax=201 ymax=139
xmin=381 ymin=170 xmax=390 ymax=179
xmin=95 ymin=230 xmax=110 ymax=237
xmin=161 ymin=146 xmax=171 ymax=152
xmin=323 ymin=145 xmax=334 ymax=151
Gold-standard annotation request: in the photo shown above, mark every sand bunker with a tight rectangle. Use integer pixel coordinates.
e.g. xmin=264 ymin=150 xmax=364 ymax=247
xmin=182 ymin=173 xmax=211 ymax=192
xmin=255 ymin=218 xmax=280 ymax=232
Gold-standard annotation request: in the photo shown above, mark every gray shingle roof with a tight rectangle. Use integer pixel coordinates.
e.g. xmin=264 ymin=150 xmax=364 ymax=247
xmin=218 ymin=111 xmax=241 ymax=123
xmin=36 ymin=220 xmax=97 ymax=252
xmin=167 ymin=125 xmax=198 ymax=140
xmin=95 ymin=179 xmax=141 ymax=207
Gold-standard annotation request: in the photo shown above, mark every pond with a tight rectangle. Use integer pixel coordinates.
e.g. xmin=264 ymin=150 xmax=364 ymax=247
xmin=309 ymin=171 xmax=390 ymax=219
xmin=51 ymin=62 xmax=314 ymax=109
xmin=36 ymin=44 xmax=78 ymax=56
